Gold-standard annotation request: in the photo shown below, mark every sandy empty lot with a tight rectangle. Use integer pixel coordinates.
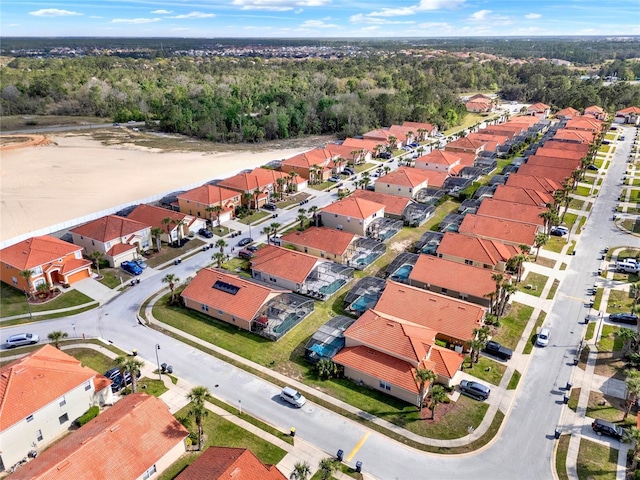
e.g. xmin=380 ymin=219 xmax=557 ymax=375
xmin=0 ymin=132 xmax=318 ymax=243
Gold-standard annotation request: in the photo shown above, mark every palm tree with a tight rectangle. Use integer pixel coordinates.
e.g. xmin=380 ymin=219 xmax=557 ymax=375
xmin=616 ymin=328 xmax=638 ymax=356
xmin=47 ymin=330 xmax=68 ymax=349
xmin=114 ymin=355 xmax=128 ymax=389
xmin=90 ymin=250 xmax=103 ymax=276
xmin=317 ymin=458 xmax=338 ymax=480
xmin=297 ymin=208 xmax=307 ymax=229
xmin=261 ymin=226 xmax=272 ymax=244
xmin=361 ymin=171 xmax=371 ymax=189
xmin=123 ymin=357 xmax=144 ymax=393
xmin=151 ymin=227 xmax=164 ymax=252
xmin=253 ymin=188 xmax=262 ymax=211
xmin=533 ymin=233 xmax=548 ymax=261
xmin=276 ymin=177 xmax=286 ymax=200
xmin=187 ymin=385 xmax=210 ymax=451
xmin=213 ymin=252 xmax=226 ymax=268
xmin=470 ymin=339 xmax=485 ymax=365
xmin=624 ymin=369 xmax=640 ymax=420
xmin=162 ymin=273 xmax=180 ymax=303
xmin=241 ymin=192 xmax=253 ymax=209
xmin=290 ymin=461 xmax=311 ymax=480
xmin=623 ymin=426 xmax=640 ymax=470
xmin=429 ymin=385 xmax=449 ymax=420
xmin=308 ymin=206 xmax=319 ymax=227
xmin=206 ymin=205 xmax=224 ymax=227
xmin=215 ymin=238 xmax=227 ymax=254
xmin=20 ymin=269 xmax=34 ymax=296
xmin=270 ymin=222 xmax=281 ymax=240
xmin=414 ymin=368 xmax=437 ymax=411
xmin=174 ymin=219 xmax=186 ymax=246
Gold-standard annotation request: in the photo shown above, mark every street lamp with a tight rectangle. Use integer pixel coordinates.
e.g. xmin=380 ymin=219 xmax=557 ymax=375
xmin=155 ymin=344 xmax=162 ymax=381
xmin=71 ymin=324 xmax=76 ymax=338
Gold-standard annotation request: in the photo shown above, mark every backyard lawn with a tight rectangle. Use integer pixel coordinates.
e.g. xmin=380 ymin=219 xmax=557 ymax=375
xmin=0 ymin=284 xmax=95 ymax=318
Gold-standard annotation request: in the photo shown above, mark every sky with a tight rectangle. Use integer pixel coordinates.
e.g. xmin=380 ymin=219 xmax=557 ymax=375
xmin=1 ymin=0 xmax=639 ymax=38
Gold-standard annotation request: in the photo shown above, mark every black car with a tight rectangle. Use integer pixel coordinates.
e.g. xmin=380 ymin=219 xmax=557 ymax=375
xmin=592 ymin=419 xmax=625 ymax=440
xmin=378 ymin=152 xmax=392 ymax=159
xmin=587 ymin=164 xmax=599 ymax=171
xmin=198 ymin=228 xmax=213 ymax=238
xmin=609 ymin=313 xmax=638 ymax=325
xmin=237 ymin=237 xmax=253 ymax=247
xmin=246 ymin=245 xmax=259 ymax=252
xmin=263 ymin=203 xmax=277 ymax=211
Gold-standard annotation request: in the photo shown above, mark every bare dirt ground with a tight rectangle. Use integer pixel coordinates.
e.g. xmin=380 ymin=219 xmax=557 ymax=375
xmin=0 ymin=129 xmax=335 ymax=243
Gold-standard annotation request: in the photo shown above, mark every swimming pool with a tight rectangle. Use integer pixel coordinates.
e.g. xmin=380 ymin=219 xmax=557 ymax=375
xmin=355 ymin=253 xmax=378 ymax=266
xmin=390 ymin=264 xmax=413 ymax=281
xmin=320 ymin=279 xmax=347 ymax=295
xmin=273 ymin=312 xmax=302 ymax=334
xmin=350 ymin=295 xmax=377 ymax=313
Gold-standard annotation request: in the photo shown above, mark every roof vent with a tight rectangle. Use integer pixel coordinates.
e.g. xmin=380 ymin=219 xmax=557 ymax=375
xmin=110 ymin=424 xmax=121 ymax=433
xmin=230 ymin=468 xmax=241 ymax=477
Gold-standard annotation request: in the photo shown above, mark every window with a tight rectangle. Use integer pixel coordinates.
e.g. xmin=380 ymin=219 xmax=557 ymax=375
xmin=26 ymin=415 xmax=34 ymax=423
xmin=59 ymin=396 xmax=66 ymax=407
xmin=334 ymin=214 xmax=338 ymax=218
xmin=59 ymin=413 xmax=69 ymax=425
xmin=12 ymin=276 xmax=17 ymax=285
xmin=459 ymin=294 xmax=468 ymax=301
xmin=91 ymin=240 xmax=95 ymax=245
xmin=36 ymin=429 xmax=43 ymax=442
xmin=84 ymin=382 xmax=91 ymax=391
xmin=465 ymin=259 xmax=473 ymax=265
xmin=201 ymin=305 xmax=209 ymax=312
xmin=379 ymin=380 xmax=391 ymax=391
xmin=142 ymin=465 xmax=157 ymax=480
xmin=409 ymin=188 xmax=413 ymax=193
xmin=105 ymin=242 xmax=111 ymax=249
xmin=304 ymin=248 xmax=308 ymax=253
xmin=441 ymin=288 xmax=447 ymax=294
xmin=80 ymin=236 xmax=84 ymax=240
xmin=217 ymin=310 xmax=223 ymax=315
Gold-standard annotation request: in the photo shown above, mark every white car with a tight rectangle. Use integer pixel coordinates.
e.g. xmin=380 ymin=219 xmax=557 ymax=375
xmin=5 ymin=333 xmax=40 ymax=348
xmin=536 ymin=328 xmax=550 ymax=347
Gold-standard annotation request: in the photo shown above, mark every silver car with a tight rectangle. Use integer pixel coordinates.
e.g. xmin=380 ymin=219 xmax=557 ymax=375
xmin=5 ymin=333 xmax=40 ymax=348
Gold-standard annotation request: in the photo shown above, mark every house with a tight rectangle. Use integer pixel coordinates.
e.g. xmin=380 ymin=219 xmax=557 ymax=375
xmin=127 ymin=204 xmax=205 ymax=246
xmin=280 ymin=148 xmax=339 ymax=183
xmin=0 ymin=345 xmax=113 ymax=470
xmin=402 ymin=121 xmax=437 ymax=140
xmin=535 ymin=146 xmax=587 ymax=161
xmin=552 ymin=129 xmax=595 ymax=144
xmin=363 ymin=128 xmax=404 ymax=149
xmin=175 ymin=447 xmax=286 ymax=480
xmin=181 ymin=268 xmax=288 ymax=331
xmin=476 ymin=198 xmax=546 ymax=226
xmin=516 ymin=164 xmax=576 ymax=185
xmin=614 ymin=106 xmax=640 ymax=125
xmin=69 ymin=215 xmax=151 ymax=267
xmin=457 ymin=213 xmax=539 ymax=248
xmin=542 ymin=140 xmax=590 ymax=154
xmin=526 ymin=102 xmax=551 ymax=118
xmin=525 ymin=154 xmax=581 ymax=172
xmin=467 ymin=133 xmax=509 ymax=154
xmin=250 ymin=245 xmax=353 ymax=295
xmin=374 ymin=167 xmax=443 ymax=198
xmin=279 ymin=226 xmax=358 ymax=264
xmin=218 ymin=168 xmax=295 ymax=208
xmin=555 ymin=107 xmax=580 ymax=119
xmin=176 ymin=185 xmax=242 ymax=225
xmin=351 ymin=189 xmax=414 ymax=219
xmin=492 ymin=185 xmax=553 ymax=208
xmin=409 ymin=254 xmax=510 ymax=307
xmin=564 ymin=117 xmax=603 ymax=134
xmin=584 ymin=105 xmax=607 ymax=121
xmin=373 ymin=280 xmax=486 ymax=349
xmin=0 ymin=235 xmax=92 ymax=293
xmin=444 ymin=137 xmax=485 ymax=156
xmin=341 ymin=138 xmax=386 ymax=158
xmin=325 ymin=142 xmax=372 ymax=166
xmin=319 ymin=197 xmax=385 ymax=237
xmin=466 ymin=98 xmax=493 ymax=113
xmin=436 ymin=231 xmax=521 ymax=271
xmin=415 ymin=150 xmax=475 ymax=175
xmin=333 ymin=309 xmax=465 ymax=406
xmin=10 ymin=393 xmax=188 ymax=480
xmin=505 ymin=174 xmax=562 ymax=194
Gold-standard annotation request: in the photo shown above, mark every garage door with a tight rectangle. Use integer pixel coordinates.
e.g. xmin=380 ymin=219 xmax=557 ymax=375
xmin=67 ymin=269 xmax=90 ymax=284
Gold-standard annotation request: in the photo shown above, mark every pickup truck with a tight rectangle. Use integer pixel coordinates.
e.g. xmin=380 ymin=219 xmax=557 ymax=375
xmin=483 ymin=340 xmax=513 ymax=360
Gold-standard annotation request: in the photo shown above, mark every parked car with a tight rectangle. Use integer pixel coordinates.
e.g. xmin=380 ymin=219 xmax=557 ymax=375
xmin=587 ymin=164 xmax=599 ymax=171
xmin=459 ymin=380 xmax=490 ymax=401
xmin=134 ymin=259 xmax=148 ymax=270
xmin=121 ymin=261 xmax=143 ymax=275
xmin=592 ymin=419 xmax=626 ymax=440
xmin=379 ymin=152 xmax=392 ymax=159
xmin=104 ymin=367 xmax=140 ymax=393
xmin=343 ymin=167 xmax=355 ymax=175
xmin=536 ymin=327 xmax=550 ymax=347
xmin=263 ymin=203 xmax=277 ymax=211
xmin=198 ymin=228 xmax=213 ymax=238
xmin=5 ymin=333 xmax=40 ymax=348
xmin=409 ymin=142 xmax=419 ymax=148
xmin=280 ymin=386 xmax=306 ymax=408
xmin=609 ymin=313 xmax=638 ymax=325
xmin=237 ymin=237 xmax=253 ymax=247
xmin=483 ymin=340 xmax=513 ymax=360
xmin=550 ymin=226 xmax=568 ymax=236
xmin=246 ymin=245 xmax=259 ymax=252
xmin=328 ymin=176 xmax=340 ymax=182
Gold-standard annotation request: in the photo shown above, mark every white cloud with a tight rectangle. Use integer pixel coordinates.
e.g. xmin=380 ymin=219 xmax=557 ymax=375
xmin=172 ymin=12 xmax=216 ymax=19
xmin=525 ymin=13 xmax=542 ymax=19
xmin=366 ymin=0 xmax=465 ymax=17
xmin=152 ymin=9 xmax=173 ymax=14
xmin=350 ymin=13 xmax=414 ymax=25
xmin=471 ymin=10 xmax=492 ymax=21
xmin=232 ymin=0 xmax=331 ymax=12
xmin=300 ymin=19 xmax=339 ymax=28
xmin=111 ymin=18 xmax=162 ymax=24
xmin=469 ymin=9 xmax=511 ymax=25
xmin=29 ymin=8 xmax=82 ymax=17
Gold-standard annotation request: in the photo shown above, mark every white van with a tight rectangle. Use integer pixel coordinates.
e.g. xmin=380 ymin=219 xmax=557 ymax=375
xmin=280 ymin=386 xmax=306 ymax=408
xmin=616 ymin=261 xmax=639 ymax=273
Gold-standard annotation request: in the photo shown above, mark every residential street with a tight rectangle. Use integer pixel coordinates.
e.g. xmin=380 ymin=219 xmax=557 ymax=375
xmin=1 ymin=125 xmax=638 ymax=479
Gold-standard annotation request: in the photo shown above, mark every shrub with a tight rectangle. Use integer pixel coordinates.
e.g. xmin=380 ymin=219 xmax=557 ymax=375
xmin=76 ymin=406 xmax=100 ymax=427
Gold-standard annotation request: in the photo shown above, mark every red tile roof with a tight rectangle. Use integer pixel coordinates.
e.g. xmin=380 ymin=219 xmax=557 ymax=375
xmin=437 ymin=232 xmax=521 ymax=267
xmin=527 ymin=102 xmax=550 ymax=112
xmin=402 ymin=121 xmax=436 ymax=133
xmin=409 ymin=254 xmax=508 ymax=300
xmin=444 ymin=137 xmax=485 ymax=152
xmin=376 ymin=166 xmax=441 ymax=188
xmin=281 ymin=148 xmax=335 ymax=169
xmin=564 ymin=117 xmax=602 ymax=133
xmin=320 ymin=196 xmax=385 ymax=220
xmin=417 ymin=150 xmax=463 ymax=167
xmin=218 ymin=168 xmax=281 ymax=192
xmin=506 ymin=115 xmax=541 ymax=127
xmin=492 ymin=185 xmax=553 ymax=207
xmin=250 ymin=245 xmax=320 ymax=284
xmin=430 ymin=347 xmax=465 ymax=379
xmin=181 ymin=268 xmax=285 ymax=321
xmin=617 ymin=107 xmax=640 ymax=115
xmin=477 ymin=198 xmax=546 ymax=226
xmin=374 ymin=281 xmax=485 ymax=342
xmin=175 ymin=446 xmax=286 ymax=480
xmin=526 ymin=155 xmax=581 ymax=171
xmin=505 ymin=174 xmax=562 ymax=193
xmin=0 ymin=235 xmax=84 ymax=270
xmin=177 ymin=185 xmax=240 ymax=205
xmin=351 ymin=189 xmax=411 ymax=216
xmin=542 ymin=140 xmax=590 ymax=153
xmin=341 ymin=137 xmax=385 ymax=153
xmin=127 ymin=204 xmax=193 ymax=231
xmin=364 ymin=128 xmax=403 ymax=143
xmin=106 ymin=243 xmax=137 ymax=257
xmin=516 ymin=164 xmax=576 ymax=185
xmin=0 ymin=345 xmax=111 ymax=432
xmin=458 ymin=214 xmax=538 ymax=246
xmin=280 ymin=227 xmax=357 ymax=256
xmin=10 ymin=393 xmax=188 ymax=480
xmin=584 ymin=105 xmax=605 ymax=114
xmin=552 ymin=129 xmax=595 ymax=144
xmin=555 ymin=107 xmax=580 ymax=118
xmin=70 ymin=215 xmax=149 ymax=242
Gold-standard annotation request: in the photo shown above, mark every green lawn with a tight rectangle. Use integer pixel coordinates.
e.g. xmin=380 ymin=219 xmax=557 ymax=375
xmin=593 ymin=288 xmax=604 ymax=311
xmin=464 ymin=357 xmax=506 ymax=386
xmin=97 ymin=269 xmax=122 ymax=289
xmin=544 ymin=236 xmax=567 ymax=253
xmin=159 ymin=403 xmax=288 ymax=480
xmin=546 ymin=279 xmax=560 ymax=300
xmin=519 ymin=272 xmax=548 ymax=298
xmin=524 ymin=311 xmax=546 ymax=354
xmin=574 ymin=186 xmax=592 ymax=197
xmin=507 ymin=370 xmax=521 ymax=390
xmin=596 ymin=325 xmax=622 ymax=352
xmin=607 ymin=289 xmax=634 ymax=314
xmin=492 ymin=302 xmax=534 ymax=350
xmin=64 ymin=347 xmax=115 ymax=373
xmin=576 ymin=439 xmax=618 ymax=480
xmin=211 ymin=225 xmax=231 ymax=237
xmin=585 ymin=322 xmax=596 ymax=341
xmin=556 ymin=434 xmax=570 ymax=480
xmin=133 ymin=377 xmax=168 ymax=397
xmin=563 ymin=213 xmax=578 ymax=227
xmin=0 ymin=284 xmax=95 ymax=318
xmin=628 ymin=189 xmax=640 ymax=202
xmin=568 ymin=198 xmax=585 ymax=210
xmin=236 ymin=210 xmax=270 ymax=225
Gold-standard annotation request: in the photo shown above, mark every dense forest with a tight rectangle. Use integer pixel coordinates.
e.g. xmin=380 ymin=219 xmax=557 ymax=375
xmin=1 ymin=53 xmax=639 ymax=143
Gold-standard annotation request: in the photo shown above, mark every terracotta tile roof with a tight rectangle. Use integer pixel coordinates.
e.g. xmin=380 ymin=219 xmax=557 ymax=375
xmin=250 ymin=245 xmax=320 ymax=284
xmin=459 ymin=213 xmax=538 ymax=245
xmin=480 ymin=127 xmax=519 ymax=140
xmin=466 ymin=99 xmax=492 ymax=111
xmin=505 ymin=174 xmax=562 ymax=193
xmin=444 ymin=137 xmax=485 ymax=151
xmin=177 ymin=185 xmax=240 ymax=205
xmin=0 ymin=345 xmax=111 ymax=431
xmin=320 ymin=196 xmax=385 ymax=220
xmin=106 ymin=243 xmax=137 ymax=257
xmin=527 ymin=102 xmax=550 ymax=112
xmin=10 ymin=393 xmax=188 ymax=480
xmin=526 ymin=155 xmax=581 ymax=171
xmin=60 ymin=257 xmax=92 ymax=274
xmin=542 ymin=140 xmax=590 ymax=153
xmin=617 ymin=106 xmax=640 ymax=115
xmin=341 ymin=137 xmax=385 ymax=154
xmin=351 ymin=189 xmax=411 ymax=216
xmin=507 ymin=115 xmax=542 ymax=127
xmin=127 ymin=204 xmax=191 ymax=231
xmin=565 ymin=117 xmax=602 ymax=133
xmin=516 ymin=164 xmax=576 ymax=184
xmin=469 ymin=94 xmax=492 ymax=101
xmin=552 ymin=129 xmax=595 ymax=144
xmin=430 ymin=347 xmax=465 ymax=379
xmin=218 ymin=168 xmax=279 ymax=192
xmin=0 ymin=235 xmax=84 ymax=270
xmin=467 ymin=132 xmax=508 ymax=146
xmin=535 ymin=147 xmax=586 ymax=160
xmin=402 ymin=121 xmax=436 ymax=133
xmin=324 ymin=143 xmax=361 ymax=160
xmin=437 ymin=232 xmax=520 ymax=267
xmin=175 ymin=446 xmax=286 ymax=480
xmin=363 ymin=128 xmax=402 ymax=143
xmin=181 ymin=268 xmax=285 ymax=321
xmin=280 ymin=227 xmax=356 ymax=256
xmin=70 ymin=215 xmax=149 ymax=243
xmin=585 ymin=105 xmax=605 ymax=114
xmin=492 ymin=185 xmax=553 ymax=207
xmin=376 ymin=166 xmax=438 ymax=188
xmin=333 ymin=345 xmax=423 ymax=394
xmin=373 ymin=280 xmax=485 ymax=342
xmin=409 ymin=254 xmax=507 ymax=300
xmin=477 ymin=198 xmax=546 ymax=226
xmin=555 ymin=107 xmax=580 ymax=118
xmin=417 ymin=150 xmax=463 ymax=167
xmin=250 ymin=167 xmax=290 ymax=184
xmin=281 ymin=148 xmax=335 ymax=169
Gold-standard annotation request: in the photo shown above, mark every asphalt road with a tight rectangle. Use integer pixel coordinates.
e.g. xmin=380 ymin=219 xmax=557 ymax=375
xmin=1 ymin=125 xmax=638 ymax=479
